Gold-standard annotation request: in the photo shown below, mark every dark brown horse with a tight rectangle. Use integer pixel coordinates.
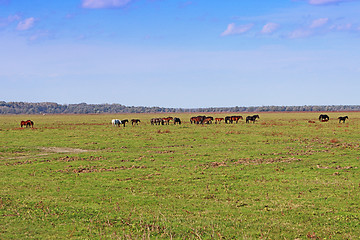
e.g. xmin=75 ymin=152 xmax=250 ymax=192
xmin=338 ymin=116 xmax=348 ymax=123
xmin=319 ymin=114 xmax=329 ymax=122
xmin=174 ymin=117 xmax=181 ymax=125
xmin=246 ymin=115 xmax=259 ymax=123
xmin=131 ymin=119 xmax=141 ymax=125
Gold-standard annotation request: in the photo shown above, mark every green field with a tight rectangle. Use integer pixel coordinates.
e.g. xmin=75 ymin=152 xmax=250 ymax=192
xmin=1 ymin=112 xmax=359 ymax=239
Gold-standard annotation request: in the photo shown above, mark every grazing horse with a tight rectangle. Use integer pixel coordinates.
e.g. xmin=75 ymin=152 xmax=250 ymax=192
xmin=338 ymin=116 xmax=348 ymax=123
xmin=319 ymin=114 xmax=329 ymax=122
xmin=174 ymin=117 xmax=181 ymax=125
xmin=190 ymin=116 xmax=205 ymax=124
xmin=121 ymin=119 xmax=128 ymax=127
xmin=112 ymin=119 xmax=121 ymax=127
xmin=21 ymin=120 xmax=34 ymax=128
xmin=203 ymin=117 xmax=213 ymax=124
xmin=231 ymin=116 xmax=243 ymax=123
xmin=162 ymin=117 xmax=173 ymax=125
xmin=215 ymin=118 xmax=224 ymax=124
xmin=131 ymin=119 xmax=141 ymax=125
xmin=246 ymin=115 xmax=259 ymax=123
xmin=151 ymin=118 xmax=164 ymax=125
xmin=20 ymin=121 xmax=27 ymax=128
xmin=225 ymin=116 xmax=232 ymax=124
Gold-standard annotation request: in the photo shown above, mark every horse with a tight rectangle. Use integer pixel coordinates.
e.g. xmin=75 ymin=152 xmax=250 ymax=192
xmin=190 ymin=116 xmax=205 ymax=124
xmin=174 ymin=117 xmax=181 ymax=125
xmin=231 ymin=116 xmax=243 ymax=123
xmin=338 ymin=116 xmax=348 ymax=123
xmin=203 ymin=117 xmax=213 ymax=124
xmin=121 ymin=119 xmax=128 ymax=127
xmin=151 ymin=118 xmax=164 ymax=125
xmin=246 ymin=115 xmax=259 ymax=123
xmin=21 ymin=120 xmax=34 ymax=128
xmin=215 ymin=118 xmax=224 ymax=124
xmin=131 ymin=119 xmax=141 ymax=125
xmin=162 ymin=117 xmax=173 ymax=125
xmin=225 ymin=116 xmax=232 ymax=124
xmin=319 ymin=114 xmax=329 ymax=122
xmin=111 ymin=119 xmax=121 ymax=127
xmin=27 ymin=120 xmax=34 ymax=128
xmin=20 ymin=121 xmax=27 ymax=128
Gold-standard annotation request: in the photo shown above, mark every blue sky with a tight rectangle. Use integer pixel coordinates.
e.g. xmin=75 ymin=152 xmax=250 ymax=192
xmin=1 ymin=0 xmax=359 ymax=108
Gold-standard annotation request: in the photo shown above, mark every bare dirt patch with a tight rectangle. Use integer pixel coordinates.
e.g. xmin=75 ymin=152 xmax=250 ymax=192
xmin=39 ymin=147 xmax=92 ymax=153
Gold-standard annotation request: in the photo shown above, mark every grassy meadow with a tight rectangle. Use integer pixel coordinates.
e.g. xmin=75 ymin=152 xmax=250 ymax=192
xmin=0 ymin=112 xmax=359 ymax=239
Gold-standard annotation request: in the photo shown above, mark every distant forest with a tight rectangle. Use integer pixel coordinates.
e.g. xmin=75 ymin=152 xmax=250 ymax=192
xmin=0 ymin=101 xmax=359 ymax=114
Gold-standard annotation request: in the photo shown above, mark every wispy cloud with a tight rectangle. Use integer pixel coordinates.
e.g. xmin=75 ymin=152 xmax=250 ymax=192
xmin=82 ymin=0 xmax=132 ymax=9
xmin=330 ymin=23 xmax=352 ymax=30
xmin=261 ymin=23 xmax=279 ymax=34
xmin=289 ymin=29 xmax=312 ymax=39
xmin=310 ymin=18 xmax=328 ymax=28
xmin=308 ymin=0 xmax=352 ymax=5
xmin=0 ymin=14 xmax=21 ymax=27
xmin=221 ymin=23 xmax=253 ymax=36
xmin=16 ymin=17 xmax=35 ymax=31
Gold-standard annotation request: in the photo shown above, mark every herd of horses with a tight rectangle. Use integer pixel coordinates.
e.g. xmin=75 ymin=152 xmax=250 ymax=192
xmin=110 ymin=114 xmax=348 ymax=127
xmin=190 ymin=115 xmax=260 ymax=124
xmin=20 ymin=114 xmax=350 ymax=129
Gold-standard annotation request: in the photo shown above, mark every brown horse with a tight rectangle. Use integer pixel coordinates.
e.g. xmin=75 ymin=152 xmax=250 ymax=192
xmin=203 ymin=117 xmax=213 ymax=124
xmin=215 ymin=118 xmax=224 ymax=124
xmin=21 ymin=120 xmax=34 ymax=128
xmin=231 ymin=116 xmax=243 ymax=123
xmin=190 ymin=116 xmax=205 ymax=124
xmin=162 ymin=117 xmax=173 ymax=125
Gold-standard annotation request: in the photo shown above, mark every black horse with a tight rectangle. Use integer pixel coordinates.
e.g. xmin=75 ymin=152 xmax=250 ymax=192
xmin=319 ymin=114 xmax=330 ymax=122
xmin=246 ymin=115 xmax=259 ymax=123
xmin=174 ymin=117 xmax=181 ymax=125
xmin=121 ymin=119 xmax=128 ymax=127
xmin=338 ymin=116 xmax=348 ymax=123
xmin=225 ymin=116 xmax=232 ymax=124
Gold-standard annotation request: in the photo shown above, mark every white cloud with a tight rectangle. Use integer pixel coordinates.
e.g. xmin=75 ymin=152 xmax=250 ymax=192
xmin=82 ymin=0 xmax=132 ymax=9
xmin=310 ymin=18 xmax=328 ymax=28
xmin=308 ymin=0 xmax=351 ymax=5
xmin=261 ymin=23 xmax=279 ymax=34
xmin=16 ymin=17 xmax=35 ymax=31
xmin=221 ymin=23 xmax=253 ymax=36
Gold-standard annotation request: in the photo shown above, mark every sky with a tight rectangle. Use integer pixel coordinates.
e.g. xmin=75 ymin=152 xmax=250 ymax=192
xmin=1 ymin=0 xmax=360 ymax=108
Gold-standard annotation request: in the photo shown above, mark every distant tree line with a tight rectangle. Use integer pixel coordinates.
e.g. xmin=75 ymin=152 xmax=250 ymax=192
xmin=0 ymin=101 xmax=359 ymax=114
